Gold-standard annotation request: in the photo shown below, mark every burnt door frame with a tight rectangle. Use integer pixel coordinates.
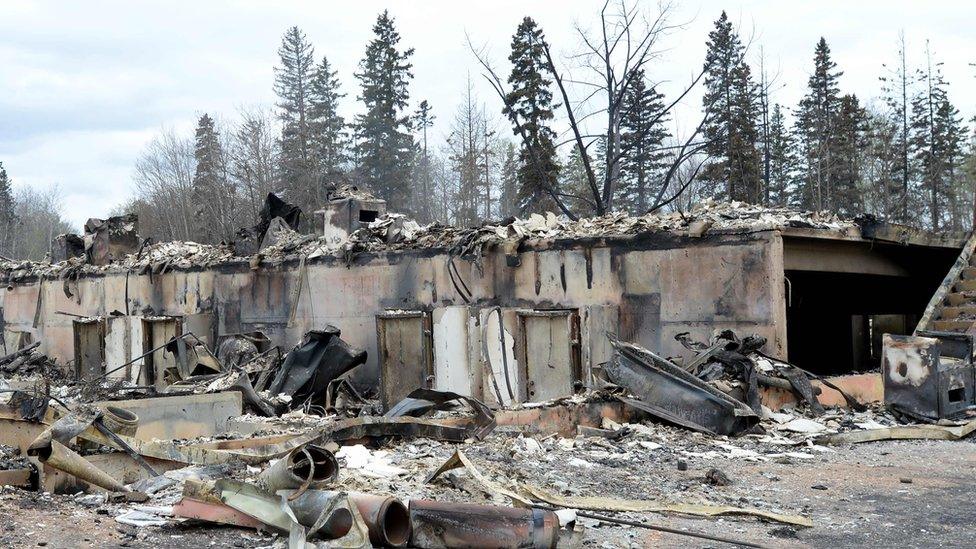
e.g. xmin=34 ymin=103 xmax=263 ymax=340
xmin=141 ymin=316 xmax=183 ymax=389
xmin=73 ymin=318 xmax=106 ymax=381
xmin=515 ymin=309 xmax=581 ymax=402
xmin=376 ymin=310 xmax=434 ymax=410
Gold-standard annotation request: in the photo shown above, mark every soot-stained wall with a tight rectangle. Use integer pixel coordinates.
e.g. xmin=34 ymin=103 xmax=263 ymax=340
xmin=0 ymin=230 xmax=786 ymax=396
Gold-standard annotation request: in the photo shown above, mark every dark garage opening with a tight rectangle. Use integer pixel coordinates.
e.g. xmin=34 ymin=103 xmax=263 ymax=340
xmin=781 ymin=234 xmax=961 ymax=376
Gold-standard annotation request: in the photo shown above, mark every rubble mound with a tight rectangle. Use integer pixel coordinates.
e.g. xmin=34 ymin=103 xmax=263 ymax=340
xmin=0 ymin=201 xmax=854 ymax=278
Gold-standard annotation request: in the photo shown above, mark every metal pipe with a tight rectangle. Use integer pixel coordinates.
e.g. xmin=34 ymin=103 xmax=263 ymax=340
xmin=256 ymin=444 xmax=339 ymax=496
xmin=347 ymin=492 xmax=410 ymax=547
xmin=29 ymin=439 xmax=128 ymax=493
xmin=285 ymin=489 xmax=356 ymax=540
xmin=409 ymin=499 xmax=558 ymax=549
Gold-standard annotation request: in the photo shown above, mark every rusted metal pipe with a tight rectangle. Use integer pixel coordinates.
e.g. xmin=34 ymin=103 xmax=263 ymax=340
xmin=285 ymin=489 xmax=356 ymax=540
xmin=256 ymin=444 xmax=338 ymax=497
xmin=28 ymin=439 xmax=128 ymax=493
xmin=408 ymin=499 xmax=558 ymax=549
xmin=347 ymin=492 xmax=410 ymax=547
xmin=99 ymin=406 xmax=139 ymax=437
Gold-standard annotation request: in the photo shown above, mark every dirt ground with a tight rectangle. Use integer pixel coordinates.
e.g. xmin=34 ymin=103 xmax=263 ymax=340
xmin=0 ymin=428 xmax=973 ymax=549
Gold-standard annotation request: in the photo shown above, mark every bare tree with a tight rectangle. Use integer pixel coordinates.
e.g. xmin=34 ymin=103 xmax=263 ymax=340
xmin=131 ymin=127 xmax=196 ymax=242
xmin=232 ymin=107 xmax=282 ymax=220
xmin=471 ymin=0 xmax=710 ymax=218
xmin=9 ymin=185 xmax=75 ymax=261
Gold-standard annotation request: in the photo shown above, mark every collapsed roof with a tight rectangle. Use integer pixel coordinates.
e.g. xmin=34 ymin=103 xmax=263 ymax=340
xmin=0 ymin=200 xmax=955 ymax=281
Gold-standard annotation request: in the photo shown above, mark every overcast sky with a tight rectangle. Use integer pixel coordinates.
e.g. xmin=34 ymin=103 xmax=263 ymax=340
xmin=2 ymin=0 xmax=974 ymax=228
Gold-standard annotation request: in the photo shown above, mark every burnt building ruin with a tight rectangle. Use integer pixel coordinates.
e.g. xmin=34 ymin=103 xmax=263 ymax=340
xmin=0 ymin=201 xmax=961 ymax=407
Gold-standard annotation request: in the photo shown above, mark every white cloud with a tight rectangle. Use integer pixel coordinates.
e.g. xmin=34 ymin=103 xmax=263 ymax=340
xmin=1 ymin=0 xmax=974 ymax=227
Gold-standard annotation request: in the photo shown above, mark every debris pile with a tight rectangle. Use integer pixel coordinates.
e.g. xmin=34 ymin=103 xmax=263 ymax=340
xmin=1 ymin=320 xmax=975 ymax=547
xmin=0 ymin=199 xmax=857 ymax=280
xmin=0 ymin=341 xmax=60 ymax=377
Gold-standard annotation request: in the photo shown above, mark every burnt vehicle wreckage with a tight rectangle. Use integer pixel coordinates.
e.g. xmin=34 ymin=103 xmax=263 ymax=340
xmin=0 ymin=191 xmax=974 ymax=547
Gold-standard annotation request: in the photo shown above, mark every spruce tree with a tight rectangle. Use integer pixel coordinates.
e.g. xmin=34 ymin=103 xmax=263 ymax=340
xmin=191 ymin=114 xmax=234 ymax=243
xmin=274 ymin=26 xmax=316 ymax=216
xmin=862 ymin=109 xmax=903 ymax=219
xmin=505 ymin=17 xmax=559 ymax=214
xmin=355 ymin=10 xmax=415 ymax=209
xmin=498 ymin=142 xmax=519 ymax=218
xmin=794 ymin=38 xmax=842 ymax=212
xmin=701 ymin=11 xmax=762 ymax=203
xmin=766 ymin=104 xmax=796 ymax=206
xmin=934 ymin=98 xmax=967 ymax=229
xmin=618 ymin=69 xmax=671 ymax=214
xmin=309 ymin=56 xmax=347 ymax=179
xmin=0 ymin=162 xmax=16 ymax=254
xmin=832 ymin=94 xmax=867 ymax=217
xmin=560 ymin=145 xmax=593 ymax=216
xmin=909 ymin=44 xmax=958 ymax=230
xmin=412 ymin=100 xmax=435 ymax=221
xmin=879 ymin=32 xmax=912 ymax=222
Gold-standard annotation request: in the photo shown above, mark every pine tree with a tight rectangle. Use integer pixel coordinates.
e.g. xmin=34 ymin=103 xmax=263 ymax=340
xmin=447 ymin=77 xmax=483 ymax=226
xmin=412 ymin=100 xmax=435 ymax=221
xmin=505 ymin=17 xmax=559 ymax=214
xmin=879 ymin=32 xmax=912 ymax=222
xmin=355 ymin=10 xmax=415 ymax=210
xmin=0 ymin=162 xmax=16 ymax=254
xmin=560 ymin=145 xmax=593 ymax=215
xmin=701 ymin=11 xmax=762 ymax=203
xmin=935 ymin=98 xmax=967 ymax=230
xmin=274 ymin=27 xmax=317 ymax=217
xmin=191 ymin=114 xmax=235 ymax=243
xmin=618 ymin=69 xmax=671 ymax=214
xmin=766 ymin=104 xmax=796 ymax=206
xmin=309 ymin=56 xmax=347 ymax=181
xmin=862 ymin=109 xmax=903 ymax=219
xmin=794 ymin=38 xmax=843 ymax=212
xmin=832 ymin=94 xmax=867 ymax=217
xmin=498 ymin=142 xmax=519 ymax=218
xmin=909 ymin=43 xmax=958 ymax=230
xmin=963 ymin=121 xmax=976 ymax=229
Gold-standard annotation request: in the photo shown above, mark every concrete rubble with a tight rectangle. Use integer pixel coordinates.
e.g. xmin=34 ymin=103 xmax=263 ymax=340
xmin=0 ymin=199 xmax=853 ymax=280
xmin=0 ymin=196 xmax=974 ymax=547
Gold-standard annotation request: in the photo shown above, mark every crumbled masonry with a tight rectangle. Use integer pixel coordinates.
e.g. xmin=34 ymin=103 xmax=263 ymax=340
xmin=0 ymin=200 xmax=855 ymax=280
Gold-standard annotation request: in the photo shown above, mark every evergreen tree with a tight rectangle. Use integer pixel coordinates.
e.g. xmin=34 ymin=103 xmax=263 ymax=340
xmin=0 ymin=162 xmax=16 ymax=254
xmin=274 ymin=26 xmax=316 ymax=217
xmin=505 ymin=17 xmax=559 ymax=213
xmin=191 ymin=114 xmax=235 ymax=243
xmin=909 ymin=44 xmax=961 ymax=230
xmin=794 ymin=38 xmax=842 ymax=212
xmin=862 ymin=109 xmax=903 ymax=219
xmin=832 ymin=94 xmax=867 ymax=217
xmin=309 ymin=56 xmax=347 ymax=179
xmin=935 ymin=98 xmax=967 ymax=230
xmin=618 ymin=69 xmax=671 ymax=214
xmin=560 ymin=145 xmax=593 ymax=216
xmin=412 ymin=100 xmax=435 ymax=221
xmin=962 ymin=121 xmax=976 ymax=230
xmin=879 ymin=32 xmax=912 ymax=222
xmin=447 ymin=77 xmax=483 ymax=226
xmin=355 ymin=10 xmax=415 ymax=209
xmin=498 ymin=142 xmax=519 ymax=218
xmin=766 ymin=104 xmax=796 ymax=206
xmin=701 ymin=11 xmax=762 ymax=203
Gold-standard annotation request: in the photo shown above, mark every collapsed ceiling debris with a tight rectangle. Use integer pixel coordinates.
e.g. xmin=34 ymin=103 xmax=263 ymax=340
xmin=2 ymin=316 xmax=975 ymax=547
xmin=0 ymin=199 xmax=856 ymax=281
